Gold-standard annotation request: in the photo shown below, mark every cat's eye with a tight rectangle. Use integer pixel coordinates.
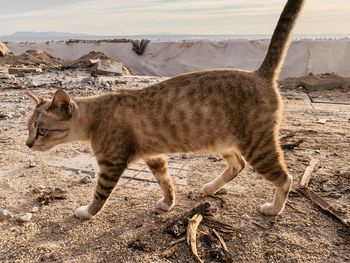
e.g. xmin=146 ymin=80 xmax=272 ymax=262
xmin=38 ymin=128 xmax=48 ymax=136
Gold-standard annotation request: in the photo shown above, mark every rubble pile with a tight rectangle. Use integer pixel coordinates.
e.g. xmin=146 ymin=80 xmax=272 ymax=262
xmin=0 ymin=49 xmax=63 ymax=69
xmin=65 ymin=51 xmax=135 ymax=75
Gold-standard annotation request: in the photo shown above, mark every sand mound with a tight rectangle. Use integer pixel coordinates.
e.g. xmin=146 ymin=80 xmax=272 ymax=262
xmin=0 ymin=42 xmax=12 ymax=57
xmin=0 ymin=49 xmax=63 ymax=68
xmin=65 ymin=51 xmax=136 ymax=75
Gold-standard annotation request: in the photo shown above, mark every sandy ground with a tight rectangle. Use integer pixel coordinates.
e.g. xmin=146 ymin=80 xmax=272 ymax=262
xmin=0 ymin=71 xmax=349 ymax=263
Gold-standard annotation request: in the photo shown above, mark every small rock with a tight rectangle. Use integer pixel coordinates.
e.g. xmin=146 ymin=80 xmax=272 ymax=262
xmin=53 ymin=187 xmax=66 ymax=193
xmin=79 ymin=175 xmax=92 ymax=184
xmin=32 ymin=187 xmax=42 ymax=194
xmin=31 ymin=206 xmax=39 ymax=213
xmin=181 ymin=154 xmax=188 ymax=159
xmin=0 ymin=112 xmax=8 ymax=119
xmin=128 ymin=238 xmax=149 ymax=252
xmin=241 ymin=214 xmax=250 ymax=220
xmin=14 ymin=213 xmax=32 ymax=222
xmin=316 ymin=119 xmax=327 ymax=124
xmin=8 ymin=67 xmax=42 ymax=74
xmin=90 ymin=59 xmax=123 ymax=76
xmin=81 ymin=77 xmax=94 ymax=85
xmin=0 ymin=210 xmax=13 ymax=221
xmin=90 ymin=172 xmax=97 ymax=179
xmin=28 ymin=159 xmax=36 ymax=168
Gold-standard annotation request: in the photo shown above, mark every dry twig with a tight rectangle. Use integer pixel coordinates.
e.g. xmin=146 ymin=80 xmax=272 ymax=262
xmin=166 ymin=202 xmax=210 ymax=237
xmin=202 ymin=217 xmax=236 ymax=233
xmin=298 ymin=188 xmax=349 ymax=227
xmin=212 ymin=229 xmax=228 ymax=252
xmin=187 ymin=214 xmax=204 ymax=263
xmin=300 ymin=158 xmax=319 ymax=187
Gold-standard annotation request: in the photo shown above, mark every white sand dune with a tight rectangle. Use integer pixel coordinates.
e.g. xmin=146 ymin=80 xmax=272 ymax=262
xmin=7 ymin=39 xmax=350 ymax=78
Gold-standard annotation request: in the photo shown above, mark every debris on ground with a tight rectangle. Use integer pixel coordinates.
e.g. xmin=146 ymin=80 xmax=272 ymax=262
xmin=0 ymin=71 xmax=20 ymax=89
xmin=298 ymin=73 xmax=347 ymax=92
xmin=36 ymin=187 xmax=67 ymax=205
xmin=166 ymin=202 xmax=211 ymax=237
xmin=64 ymin=51 xmax=134 ymax=75
xmin=90 ymin=59 xmax=123 ymax=76
xmin=300 ymin=159 xmax=319 ymax=187
xmin=298 ymin=188 xmax=349 ymax=226
xmin=282 ymin=139 xmax=304 ymax=150
xmin=31 ymin=206 xmax=39 ymax=213
xmin=187 ymin=214 xmax=204 ymax=263
xmin=79 ymin=175 xmax=92 ymax=184
xmin=282 ymin=73 xmax=350 ymax=105
xmin=164 ymin=202 xmax=234 ymax=262
xmin=162 ymin=237 xmax=186 ymax=258
xmin=0 ymin=49 xmax=63 ymax=69
xmin=203 ymin=229 xmax=233 ymax=263
xmin=27 ymin=159 xmax=36 ymax=168
xmin=0 ymin=209 xmax=13 ymax=221
xmin=297 ymin=159 xmax=349 ymax=227
xmin=8 ymin=67 xmax=42 ymax=74
xmin=208 ymin=156 xmax=222 ymax=162
xmin=316 ymin=119 xmax=328 ymax=124
xmin=14 ymin=212 xmax=33 ymax=223
xmin=127 ymin=238 xmax=150 ymax=252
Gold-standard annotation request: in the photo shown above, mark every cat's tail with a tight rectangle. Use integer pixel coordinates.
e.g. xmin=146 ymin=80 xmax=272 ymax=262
xmin=257 ymin=0 xmax=305 ymax=81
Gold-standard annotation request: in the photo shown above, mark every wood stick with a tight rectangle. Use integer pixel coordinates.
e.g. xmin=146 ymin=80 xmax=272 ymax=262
xmin=202 ymin=217 xmax=236 ymax=233
xmin=162 ymin=244 xmax=179 ymax=258
xmin=212 ymin=229 xmax=228 ymax=252
xmin=186 ymin=214 xmax=204 ymax=263
xmin=169 ymin=236 xmax=186 ymax=246
xmin=165 ymin=202 xmax=211 ymax=237
xmin=300 ymin=159 xmax=319 ymax=187
xmin=298 ymin=187 xmax=349 ymax=227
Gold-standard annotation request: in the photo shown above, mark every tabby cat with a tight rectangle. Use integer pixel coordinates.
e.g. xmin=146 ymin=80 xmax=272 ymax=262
xmin=26 ymin=0 xmax=305 ymax=219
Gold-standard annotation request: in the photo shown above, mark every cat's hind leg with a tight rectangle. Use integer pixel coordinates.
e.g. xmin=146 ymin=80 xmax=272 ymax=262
xmin=244 ymin=134 xmax=292 ymax=216
xmin=145 ymin=155 xmax=175 ymax=211
xmin=201 ymin=150 xmax=245 ymax=196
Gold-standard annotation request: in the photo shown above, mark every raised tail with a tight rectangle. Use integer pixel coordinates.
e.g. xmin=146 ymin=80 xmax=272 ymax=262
xmin=257 ymin=0 xmax=305 ymax=80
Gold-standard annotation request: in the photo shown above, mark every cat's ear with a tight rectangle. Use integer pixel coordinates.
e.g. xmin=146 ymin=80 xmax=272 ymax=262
xmin=50 ymin=89 xmax=73 ymax=116
xmin=25 ymin=91 xmax=46 ymax=105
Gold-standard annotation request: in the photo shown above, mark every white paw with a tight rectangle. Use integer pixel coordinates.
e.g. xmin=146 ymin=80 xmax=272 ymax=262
xmin=156 ymin=198 xmax=174 ymax=211
xmin=200 ymin=182 xmax=216 ymax=196
xmin=259 ymin=203 xmax=280 ymax=216
xmin=75 ymin=205 xmax=94 ymax=220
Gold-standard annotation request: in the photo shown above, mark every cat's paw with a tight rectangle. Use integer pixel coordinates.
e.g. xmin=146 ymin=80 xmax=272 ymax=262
xmin=156 ymin=198 xmax=174 ymax=211
xmin=259 ymin=203 xmax=280 ymax=216
xmin=75 ymin=205 xmax=94 ymax=220
xmin=200 ymin=182 xmax=216 ymax=196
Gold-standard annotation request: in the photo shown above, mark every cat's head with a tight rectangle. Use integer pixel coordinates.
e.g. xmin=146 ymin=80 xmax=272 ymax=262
xmin=25 ymin=89 xmax=76 ymax=151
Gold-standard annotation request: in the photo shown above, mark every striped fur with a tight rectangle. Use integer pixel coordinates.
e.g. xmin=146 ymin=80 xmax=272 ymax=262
xmin=26 ymin=0 xmax=305 ymax=219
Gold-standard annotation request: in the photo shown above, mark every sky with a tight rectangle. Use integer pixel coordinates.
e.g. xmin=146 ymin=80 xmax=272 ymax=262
xmin=0 ymin=0 xmax=349 ymax=36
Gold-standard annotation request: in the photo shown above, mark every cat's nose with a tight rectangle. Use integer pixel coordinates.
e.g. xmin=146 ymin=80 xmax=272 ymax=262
xmin=26 ymin=141 xmax=33 ymax=148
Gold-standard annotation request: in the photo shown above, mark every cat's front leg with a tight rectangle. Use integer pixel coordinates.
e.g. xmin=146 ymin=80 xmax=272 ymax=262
xmin=145 ymin=155 xmax=175 ymax=211
xmin=75 ymin=158 xmax=127 ymax=219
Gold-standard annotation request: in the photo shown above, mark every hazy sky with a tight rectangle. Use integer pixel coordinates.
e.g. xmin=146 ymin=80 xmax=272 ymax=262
xmin=0 ymin=0 xmax=349 ymax=35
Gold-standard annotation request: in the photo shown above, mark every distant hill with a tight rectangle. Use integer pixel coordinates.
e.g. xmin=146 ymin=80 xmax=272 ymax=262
xmin=0 ymin=31 xmax=106 ymax=42
xmin=1 ymin=31 xmax=348 ymax=42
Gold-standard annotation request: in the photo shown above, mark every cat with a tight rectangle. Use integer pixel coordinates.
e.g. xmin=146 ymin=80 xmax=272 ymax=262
xmin=26 ymin=0 xmax=305 ymax=220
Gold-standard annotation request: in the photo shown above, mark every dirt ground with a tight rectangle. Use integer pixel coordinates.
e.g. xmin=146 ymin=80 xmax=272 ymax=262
xmin=0 ymin=71 xmax=349 ymax=263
